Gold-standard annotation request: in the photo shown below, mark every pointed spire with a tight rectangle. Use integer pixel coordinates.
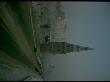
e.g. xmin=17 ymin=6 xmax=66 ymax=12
xmin=40 ymin=42 xmax=94 ymax=54
xmin=71 ymin=44 xmax=94 ymax=52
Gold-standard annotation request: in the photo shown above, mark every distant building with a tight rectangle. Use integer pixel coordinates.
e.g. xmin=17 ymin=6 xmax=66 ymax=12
xmin=52 ymin=2 xmax=66 ymax=42
xmin=39 ymin=2 xmax=94 ymax=55
xmin=40 ymin=42 xmax=93 ymax=54
xmin=53 ymin=16 xmax=65 ymax=42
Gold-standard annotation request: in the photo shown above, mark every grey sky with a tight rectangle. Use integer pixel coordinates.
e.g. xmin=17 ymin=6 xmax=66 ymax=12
xmin=42 ymin=2 xmax=110 ymax=81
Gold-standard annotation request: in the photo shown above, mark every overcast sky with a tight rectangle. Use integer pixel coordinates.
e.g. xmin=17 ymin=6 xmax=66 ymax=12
xmin=42 ymin=2 xmax=110 ymax=81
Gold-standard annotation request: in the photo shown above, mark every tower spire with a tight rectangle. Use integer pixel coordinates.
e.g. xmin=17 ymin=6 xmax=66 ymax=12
xmin=71 ymin=45 xmax=94 ymax=52
xmin=40 ymin=42 xmax=94 ymax=54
